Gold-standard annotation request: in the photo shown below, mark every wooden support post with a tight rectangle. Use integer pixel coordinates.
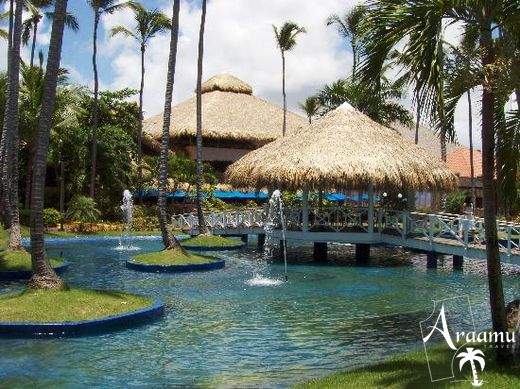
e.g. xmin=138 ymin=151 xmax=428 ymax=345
xmin=241 ymin=234 xmax=248 ymax=243
xmin=355 ymin=244 xmax=370 ymax=265
xmin=367 ymin=183 xmax=374 ymax=235
xmin=313 ymin=242 xmax=327 ymax=262
xmin=453 ymin=255 xmax=463 ymax=271
xmin=426 ymin=252 xmax=438 ymax=269
xmin=257 ymin=233 xmax=265 ymax=248
xmin=302 ymin=187 xmax=309 ymax=232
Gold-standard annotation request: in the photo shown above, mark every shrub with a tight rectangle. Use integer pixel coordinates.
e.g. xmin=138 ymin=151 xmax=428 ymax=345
xmin=43 ymin=208 xmax=61 ymax=228
xmin=379 ymin=191 xmax=408 ymax=211
xmin=65 ymin=196 xmax=101 ymax=223
xmin=444 ymin=190 xmax=469 ymax=214
xmin=132 ymin=216 xmax=159 ymax=231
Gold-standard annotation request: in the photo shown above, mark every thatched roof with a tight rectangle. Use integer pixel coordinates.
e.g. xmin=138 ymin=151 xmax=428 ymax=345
xmin=225 ymin=102 xmax=458 ymax=191
xmin=143 ymin=73 xmax=306 ymax=145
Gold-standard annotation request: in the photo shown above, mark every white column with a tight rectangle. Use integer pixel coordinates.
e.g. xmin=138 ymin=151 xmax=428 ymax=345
xmin=367 ymin=183 xmax=374 ymax=235
xmin=302 ymin=187 xmax=309 ymax=232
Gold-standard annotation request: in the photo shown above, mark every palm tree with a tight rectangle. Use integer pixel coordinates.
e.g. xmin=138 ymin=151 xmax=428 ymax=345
xmin=0 ymin=10 xmax=8 ymax=40
xmin=326 ymin=4 xmax=366 ymax=76
xmin=298 ymin=96 xmax=320 ymax=124
xmin=1 ymin=0 xmax=23 ymax=250
xmin=21 ymin=0 xmax=52 ymax=67
xmin=194 ymin=0 xmax=208 ymax=235
xmin=111 ymin=2 xmax=170 ymax=185
xmin=457 ymin=347 xmax=485 ymax=386
xmin=87 ymin=0 xmax=126 ymax=198
xmin=28 ymin=0 xmax=68 ymax=290
xmin=273 ymin=21 xmax=306 ymax=136
xmin=357 ymin=0 xmax=517 ymax=363
xmin=157 ymin=0 xmax=183 ymax=250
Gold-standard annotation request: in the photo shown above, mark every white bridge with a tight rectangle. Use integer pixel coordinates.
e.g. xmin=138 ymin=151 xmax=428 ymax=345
xmin=171 ymin=207 xmax=520 ymax=265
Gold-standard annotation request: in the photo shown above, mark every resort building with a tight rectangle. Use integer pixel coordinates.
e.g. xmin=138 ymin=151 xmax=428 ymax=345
xmin=143 ymin=74 xmax=307 ymax=175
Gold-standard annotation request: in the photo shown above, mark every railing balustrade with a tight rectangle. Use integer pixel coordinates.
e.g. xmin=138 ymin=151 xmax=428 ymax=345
xmin=170 ymin=206 xmax=520 ymax=257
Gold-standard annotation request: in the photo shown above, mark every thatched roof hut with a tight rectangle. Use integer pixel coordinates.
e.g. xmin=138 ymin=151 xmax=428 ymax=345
xmin=225 ymin=102 xmax=458 ymax=191
xmin=143 ymin=73 xmax=306 ymax=146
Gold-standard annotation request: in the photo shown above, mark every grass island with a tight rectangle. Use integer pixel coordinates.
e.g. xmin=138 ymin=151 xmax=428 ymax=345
xmin=181 ymin=235 xmax=244 ymax=250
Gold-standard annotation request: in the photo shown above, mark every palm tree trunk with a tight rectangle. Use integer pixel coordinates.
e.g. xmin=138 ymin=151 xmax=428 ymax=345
xmin=414 ymin=98 xmax=421 ymax=144
xmin=480 ymin=10 xmax=508 ymax=364
xmin=137 ymin=43 xmax=145 ymax=186
xmin=282 ymin=51 xmax=287 ymax=137
xmin=3 ymin=0 xmax=23 ymax=250
xmin=195 ymin=0 xmax=208 ymax=235
xmin=30 ymin=20 xmax=38 ymax=68
xmin=28 ymin=0 xmax=68 ymax=290
xmin=89 ymin=11 xmax=100 ymax=199
xmin=351 ymin=38 xmax=356 ymax=76
xmin=0 ymin=0 xmax=15 ymax=228
xmin=467 ymin=90 xmax=476 ymax=209
xmin=157 ymin=0 xmax=183 ymax=250
xmin=59 ymin=155 xmax=65 ymax=230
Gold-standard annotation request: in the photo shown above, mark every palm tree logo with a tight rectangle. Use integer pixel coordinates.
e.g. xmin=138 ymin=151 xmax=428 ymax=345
xmin=456 ymin=347 xmax=485 ymax=387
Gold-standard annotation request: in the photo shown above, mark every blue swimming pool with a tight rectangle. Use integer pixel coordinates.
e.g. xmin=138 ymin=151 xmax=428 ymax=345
xmin=0 ymin=237 xmax=518 ymax=388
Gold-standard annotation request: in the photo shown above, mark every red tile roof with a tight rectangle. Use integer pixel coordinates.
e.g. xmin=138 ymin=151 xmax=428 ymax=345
xmin=446 ymin=147 xmax=482 ymax=178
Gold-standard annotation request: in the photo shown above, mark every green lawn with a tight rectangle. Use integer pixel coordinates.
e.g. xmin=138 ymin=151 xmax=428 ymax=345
xmin=0 ymin=227 xmax=8 ymax=251
xmin=295 ymin=345 xmax=519 ymax=388
xmin=131 ymin=247 xmax=216 ymax=265
xmin=20 ymin=226 xmax=162 ymax=238
xmin=0 ymin=250 xmax=63 ymax=272
xmin=0 ymin=288 xmax=152 ymax=322
xmin=182 ymin=234 xmax=243 ymax=248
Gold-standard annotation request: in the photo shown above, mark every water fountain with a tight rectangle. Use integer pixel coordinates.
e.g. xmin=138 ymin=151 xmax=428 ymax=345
xmin=246 ymin=190 xmax=288 ymax=286
xmin=115 ymin=190 xmax=139 ymax=251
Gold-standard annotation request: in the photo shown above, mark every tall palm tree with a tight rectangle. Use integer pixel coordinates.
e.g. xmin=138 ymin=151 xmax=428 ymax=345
xmin=1 ymin=0 xmax=23 ymax=250
xmin=298 ymin=96 xmax=320 ymax=124
xmin=87 ymin=0 xmax=126 ymax=198
xmin=194 ymin=0 xmax=208 ymax=235
xmin=28 ymin=0 xmax=68 ymax=290
xmin=157 ymin=0 xmax=183 ymax=250
xmin=21 ymin=0 xmax=52 ymax=67
xmin=111 ymin=2 xmax=170 ymax=185
xmin=273 ymin=21 xmax=306 ymax=137
xmin=358 ymin=0 xmax=517 ymax=363
xmin=326 ymin=4 xmax=366 ymax=76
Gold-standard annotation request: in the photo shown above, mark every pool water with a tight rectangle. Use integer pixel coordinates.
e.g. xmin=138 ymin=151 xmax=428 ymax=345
xmin=0 ymin=238 xmax=519 ymax=388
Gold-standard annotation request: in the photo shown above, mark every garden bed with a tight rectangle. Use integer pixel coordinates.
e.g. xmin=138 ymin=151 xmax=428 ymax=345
xmin=181 ymin=235 xmax=245 ymax=251
xmin=127 ymin=248 xmax=225 ymax=273
xmin=0 ymin=288 xmax=163 ymax=338
xmin=0 ymin=250 xmax=69 ymax=281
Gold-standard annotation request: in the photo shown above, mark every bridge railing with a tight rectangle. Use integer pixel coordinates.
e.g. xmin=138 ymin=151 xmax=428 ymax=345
xmin=171 ymin=206 xmax=520 ymax=256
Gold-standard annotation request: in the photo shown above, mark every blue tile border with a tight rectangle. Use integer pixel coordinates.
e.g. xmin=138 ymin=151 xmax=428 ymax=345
xmin=126 ymin=258 xmax=225 ymax=273
xmin=0 ymin=298 xmax=165 ymax=338
xmin=0 ymin=261 xmax=70 ymax=282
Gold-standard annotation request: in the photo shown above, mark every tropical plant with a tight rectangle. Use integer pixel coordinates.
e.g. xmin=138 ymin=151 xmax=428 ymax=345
xmin=326 ymin=4 xmax=366 ymax=76
xmin=444 ymin=190 xmax=469 ymax=214
xmin=273 ymin=21 xmax=306 ymax=136
xmin=357 ymin=0 xmax=519 ymax=363
xmin=28 ymin=0 xmax=68 ymax=290
xmin=65 ymin=195 xmax=101 ymax=223
xmin=157 ymin=0 xmax=183 ymax=250
xmin=110 ymin=1 xmax=170 ymax=185
xmin=457 ymin=347 xmax=485 ymax=387
xmin=194 ymin=0 xmax=209 ymax=235
xmin=42 ymin=208 xmax=61 ymax=227
xmin=0 ymin=0 xmax=23 ymax=250
xmin=317 ymin=77 xmax=412 ymax=127
xmin=298 ymin=96 xmax=320 ymax=124
xmin=0 ymin=9 xmax=9 ymax=40
xmin=21 ymin=0 xmax=52 ymax=67
xmin=87 ymin=0 xmax=127 ymax=198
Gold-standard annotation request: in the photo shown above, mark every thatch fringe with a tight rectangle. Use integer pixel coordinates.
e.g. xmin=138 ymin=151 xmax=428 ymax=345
xmin=225 ymin=102 xmax=458 ymax=191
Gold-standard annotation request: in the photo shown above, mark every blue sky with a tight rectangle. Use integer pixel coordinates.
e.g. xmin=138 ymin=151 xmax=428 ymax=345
xmin=0 ymin=0 xmax=484 ymax=150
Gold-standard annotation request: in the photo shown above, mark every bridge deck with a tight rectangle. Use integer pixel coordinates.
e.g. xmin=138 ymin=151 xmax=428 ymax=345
xmin=171 ymin=207 xmax=520 ymax=265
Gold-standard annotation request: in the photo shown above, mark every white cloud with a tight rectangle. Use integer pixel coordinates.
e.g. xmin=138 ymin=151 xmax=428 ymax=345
xmin=101 ymin=0 xmax=356 ymax=119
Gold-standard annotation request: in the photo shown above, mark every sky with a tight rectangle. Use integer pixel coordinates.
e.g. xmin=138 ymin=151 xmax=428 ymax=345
xmin=0 ymin=0 xmax=489 ymax=150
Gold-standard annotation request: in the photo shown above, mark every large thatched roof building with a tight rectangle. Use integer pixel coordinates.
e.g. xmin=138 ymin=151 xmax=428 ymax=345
xmin=143 ymin=74 xmax=307 ymax=172
xmin=225 ymin=102 xmax=457 ymax=192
